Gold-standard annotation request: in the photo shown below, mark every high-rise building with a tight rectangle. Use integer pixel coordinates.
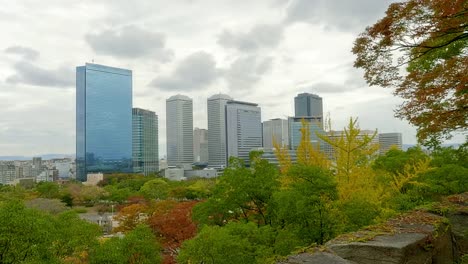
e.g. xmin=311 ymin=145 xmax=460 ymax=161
xmin=133 ymin=108 xmax=159 ymax=175
xmin=193 ymin=128 xmax=208 ymax=163
xmin=76 ymin=63 xmax=133 ymax=182
xmin=207 ymin=94 xmax=233 ymax=168
xmin=294 ymin=93 xmax=323 ymax=118
xmin=226 ymin=100 xmax=262 ymax=164
xmin=263 ymin=118 xmax=289 ymax=149
xmin=288 ymin=116 xmax=326 ymax=150
xmin=166 ymin=95 xmax=193 ymax=167
xmin=379 ymin=132 xmax=402 ymax=155
xmin=32 ymin=157 xmax=42 ymax=168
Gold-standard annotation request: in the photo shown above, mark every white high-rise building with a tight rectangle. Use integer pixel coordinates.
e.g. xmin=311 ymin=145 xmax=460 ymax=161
xmin=379 ymin=133 xmax=403 ymax=155
xmin=166 ymin=95 xmax=193 ymax=167
xmin=263 ymin=118 xmax=289 ymax=149
xmin=207 ymin=94 xmax=233 ymax=168
xmin=193 ymin=128 xmax=208 ymax=163
xmin=226 ymin=100 xmax=262 ymax=165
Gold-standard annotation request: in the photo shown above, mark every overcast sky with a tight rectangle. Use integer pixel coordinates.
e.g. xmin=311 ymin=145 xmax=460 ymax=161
xmin=0 ymin=0 xmax=464 ymax=157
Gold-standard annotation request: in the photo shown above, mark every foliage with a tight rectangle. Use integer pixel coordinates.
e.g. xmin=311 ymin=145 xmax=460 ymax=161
xmin=148 ymin=201 xmax=199 ymax=263
xmin=113 ymin=203 xmax=151 ymax=233
xmin=352 ymin=0 xmax=468 ymax=144
xmin=193 ymin=156 xmax=280 ymax=226
xmin=296 ymin=119 xmax=330 ymax=169
xmin=139 ymin=178 xmax=170 ymax=200
xmin=89 ymin=225 xmax=161 ymax=264
xmin=36 ymin=181 xmax=61 ymax=199
xmin=0 ymin=201 xmax=58 ymax=263
xmin=178 ymin=222 xmax=279 ymax=264
xmin=25 ymin=198 xmax=68 ymax=214
xmin=0 ymin=200 xmax=100 ymax=264
xmin=271 ymin=165 xmax=340 ymax=245
xmin=318 ymin=118 xmax=382 ymax=202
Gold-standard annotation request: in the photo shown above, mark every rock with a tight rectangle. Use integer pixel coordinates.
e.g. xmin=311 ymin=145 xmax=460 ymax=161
xmin=326 ymin=211 xmax=454 ymax=264
xmin=278 ymin=252 xmax=352 ymax=264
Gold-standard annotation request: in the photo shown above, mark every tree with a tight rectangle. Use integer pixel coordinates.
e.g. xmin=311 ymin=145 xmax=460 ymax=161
xmin=148 ymin=201 xmax=199 ymax=264
xmin=89 ymin=225 xmax=161 ymax=264
xmin=113 ymin=203 xmax=150 ymax=233
xmin=318 ymin=118 xmax=381 ymax=201
xmin=0 ymin=201 xmax=58 ymax=263
xmin=139 ymin=179 xmax=169 ymax=200
xmin=352 ymin=0 xmax=468 ymax=145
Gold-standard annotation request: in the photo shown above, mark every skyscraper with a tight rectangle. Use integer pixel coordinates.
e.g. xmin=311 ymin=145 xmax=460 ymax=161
xmin=263 ymin=118 xmax=289 ymax=149
xmin=379 ymin=132 xmax=402 ymax=155
xmin=288 ymin=116 xmax=325 ymax=150
xmin=207 ymin=94 xmax=232 ymax=168
xmin=294 ymin=93 xmax=323 ymax=118
xmin=76 ymin=63 xmax=132 ymax=182
xmin=226 ymin=100 xmax=262 ymax=164
xmin=133 ymin=108 xmax=159 ymax=175
xmin=166 ymin=95 xmax=193 ymax=166
xmin=193 ymin=128 xmax=208 ymax=163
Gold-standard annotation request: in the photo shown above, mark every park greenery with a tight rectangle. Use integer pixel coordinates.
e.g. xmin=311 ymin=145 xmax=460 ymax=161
xmin=0 ymin=117 xmax=466 ymax=264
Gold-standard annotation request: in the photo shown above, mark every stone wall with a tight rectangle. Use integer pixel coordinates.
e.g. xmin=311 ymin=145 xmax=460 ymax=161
xmin=279 ymin=193 xmax=467 ymax=264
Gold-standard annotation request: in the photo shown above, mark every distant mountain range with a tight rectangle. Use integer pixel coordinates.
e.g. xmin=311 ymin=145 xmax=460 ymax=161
xmin=0 ymin=154 xmax=74 ymax=161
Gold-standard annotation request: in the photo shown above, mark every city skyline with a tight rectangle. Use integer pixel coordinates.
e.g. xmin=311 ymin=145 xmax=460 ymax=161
xmin=0 ymin=0 xmax=465 ymax=157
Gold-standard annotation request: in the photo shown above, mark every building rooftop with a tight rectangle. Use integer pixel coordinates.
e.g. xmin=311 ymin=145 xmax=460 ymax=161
xmin=208 ymin=94 xmax=233 ymax=100
xmin=167 ymin=94 xmax=192 ymax=101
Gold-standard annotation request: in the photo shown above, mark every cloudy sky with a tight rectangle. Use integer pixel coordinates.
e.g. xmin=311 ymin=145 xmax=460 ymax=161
xmin=0 ymin=0 xmax=463 ymax=157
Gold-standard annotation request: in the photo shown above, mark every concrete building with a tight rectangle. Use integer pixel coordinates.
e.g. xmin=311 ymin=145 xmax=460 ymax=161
xmin=163 ymin=168 xmax=186 ymax=181
xmin=263 ymin=118 xmax=289 ymax=149
xmin=0 ymin=164 xmax=16 ymax=185
xmin=226 ymin=100 xmax=262 ymax=165
xmin=133 ymin=108 xmax=159 ymax=175
xmin=294 ymin=93 xmax=323 ymax=118
xmin=76 ymin=63 xmax=133 ymax=181
xmin=166 ymin=95 xmax=193 ymax=167
xmin=324 ymin=129 xmax=379 ymax=159
xmin=193 ymin=128 xmax=208 ymax=163
xmin=379 ymin=133 xmax=403 ymax=155
xmin=207 ymin=94 xmax=233 ymax=168
xmin=185 ymin=168 xmax=218 ymax=179
xmin=288 ymin=116 xmax=326 ymax=150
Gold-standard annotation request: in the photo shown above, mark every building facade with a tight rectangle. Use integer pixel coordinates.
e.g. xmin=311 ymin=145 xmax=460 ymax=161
xmin=226 ymin=100 xmax=262 ymax=165
xmin=193 ymin=128 xmax=208 ymax=163
xmin=166 ymin=95 xmax=193 ymax=167
xmin=263 ymin=118 xmax=289 ymax=149
xmin=76 ymin=63 xmax=133 ymax=181
xmin=288 ymin=116 xmax=326 ymax=150
xmin=207 ymin=94 xmax=233 ymax=168
xmin=294 ymin=93 xmax=323 ymax=118
xmin=379 ymin=132 xmax=403 ymax=155
xmin=133 ymin=108 xmax=159 ymax=175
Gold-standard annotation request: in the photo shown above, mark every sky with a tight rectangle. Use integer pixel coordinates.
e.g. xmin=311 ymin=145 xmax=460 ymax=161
xmin=0 ymin=0 xmax=464 ymax=157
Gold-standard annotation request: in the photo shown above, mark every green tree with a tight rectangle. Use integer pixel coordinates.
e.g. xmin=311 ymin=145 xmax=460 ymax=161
xmin=352 ymin=0 xmax=468 ymax=145
xmin=89 ymin=225 xmax=161 ymax=264
xmin=36 ymin=181 xmax=60 ymax=198
xmin=178 ymin=225 xmax=256 ymax=264
xmin=0 ymin=201 xmax=58 ymax=263
xmin=139 ymin=178 xmax=169 ymax=200
xmin=271 ymin=165 xmax=340 ymax=245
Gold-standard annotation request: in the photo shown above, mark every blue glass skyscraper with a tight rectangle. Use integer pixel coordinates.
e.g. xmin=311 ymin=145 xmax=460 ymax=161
xmin=76 ymin=63 xmax=132 ymax=181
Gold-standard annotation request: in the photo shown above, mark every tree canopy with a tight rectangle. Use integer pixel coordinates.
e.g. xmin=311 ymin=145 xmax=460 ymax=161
xmin=352 ymin=0 xmax=468 ymax=145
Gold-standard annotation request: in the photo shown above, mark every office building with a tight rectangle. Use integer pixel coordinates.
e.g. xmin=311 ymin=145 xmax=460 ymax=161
xmin=166 ymin=95 xmax=193 ymax=166
xmin=133 ymin=108 xmax=159 ymax=175
xmin=193 ymin=128 xmax=208 ymax=163
xmin=0 ymin=164 xmax=16 ymax=185
xmin=226 ymin=100 xmax=262 ymax=164
xmin=76 ymin=63 xmax=133 ymax=181
xmin=294 ymin=93 xmax=323 ymax=118
xmin=324 ymin=129 xmax=379 ymax=159
xmin=379 ymin=133 xmax=403 ymax=155
xmin=263 ymin=118 xmax=289 ymax=149
xmin=207 ymin=94 xmax=233 ymax=168
xmin=288 ymin=116 xmax=326 ymax=150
